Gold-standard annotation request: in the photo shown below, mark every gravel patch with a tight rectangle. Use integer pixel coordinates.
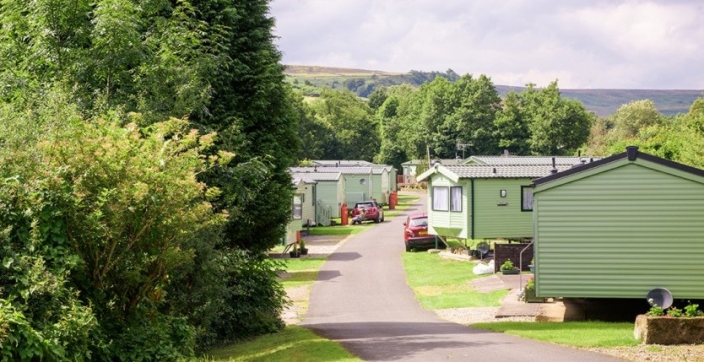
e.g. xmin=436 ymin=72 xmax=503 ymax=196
xmin=585 ymin=345 xmax=704 ymax=362
xmin=434 ymin=307 xmax=534 ymax=325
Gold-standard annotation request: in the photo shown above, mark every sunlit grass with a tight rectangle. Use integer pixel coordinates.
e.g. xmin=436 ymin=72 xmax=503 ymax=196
xmin=202 ymin=325 xmax=361 ymax=362
xmin=279 ymin=258 xmax=327 ymax=288
xmin=307 ymin=224 xmax=370 ymax=236
xmin=472 ymin=321 xmax=639 ymax=348
xmin=402 ymin=251 xmax=508 ymax=309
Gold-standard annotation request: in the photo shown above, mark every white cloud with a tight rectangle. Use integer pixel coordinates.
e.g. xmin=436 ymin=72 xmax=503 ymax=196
xmin=270 ymin=0 xmax=704 ymax=89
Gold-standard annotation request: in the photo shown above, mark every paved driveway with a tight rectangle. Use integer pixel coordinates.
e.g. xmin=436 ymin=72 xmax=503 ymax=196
xmin=301 ymin=195 xmax=624 ymax=361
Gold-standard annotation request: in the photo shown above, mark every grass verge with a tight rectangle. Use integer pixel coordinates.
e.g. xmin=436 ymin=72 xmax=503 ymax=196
xmin=402 ymin=251 xmax=507 ymax=309
xmin=279 ymin=257 xmax=327 ymax=288
xmin=472 ymin=321 xmax=639 ymax=348
xmin=203 ymin=325 xmax=361 ymax=361
xmin=385 ymin=194 xmax=420 ymax=218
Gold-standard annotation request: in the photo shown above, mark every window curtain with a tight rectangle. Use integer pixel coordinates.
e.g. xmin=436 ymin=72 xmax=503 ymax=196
xmin=522 ymin=187 xmax=534 ymax=211
xmin=293 ymin=195 xmax=303 ymax=219
xmin=450 ymin=186 xmax=462 ymax=211
xmin=433 ymin=187 xmax=449 ymax=211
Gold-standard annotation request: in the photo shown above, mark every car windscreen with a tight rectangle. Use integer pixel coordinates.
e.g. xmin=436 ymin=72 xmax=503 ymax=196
xmin=356 ymin=203 xmax=374 ymax=208
xmin=409 ymin=218 xmax=428 ymax=227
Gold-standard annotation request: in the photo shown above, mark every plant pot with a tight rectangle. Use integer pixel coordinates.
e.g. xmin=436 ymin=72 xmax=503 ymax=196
xmin=529 ymin=264 xmax=535 ymax=274
xmin=634 ymin=315 xmax=704 ymax=344
xmin=523 ymin=288 xmax=544 ymax=303
xmin=300 ymin=248 xmax=308 ymax=255
xmin=289 ymin=251 xmax=300 ymax=258
xmin=501 ymin=269 xmax=520 ymax=275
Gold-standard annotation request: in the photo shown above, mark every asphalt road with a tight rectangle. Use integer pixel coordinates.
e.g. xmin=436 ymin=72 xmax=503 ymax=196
xmin=301 ymin=195 xmax=624 ymax=362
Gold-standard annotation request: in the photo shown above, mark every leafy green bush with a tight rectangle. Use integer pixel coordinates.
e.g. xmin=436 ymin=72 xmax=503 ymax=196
xmin=207 ymin=251 xmax=287 ymax=341
xmin=0 ymin=110 xmax=228 ymax=360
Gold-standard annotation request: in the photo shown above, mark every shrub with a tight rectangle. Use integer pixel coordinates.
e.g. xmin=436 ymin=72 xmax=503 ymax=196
xmin=666 ymin=307 xmax=683 ymax=318
xmin=684 ymin=301 xmax=702 ymax=317
xmin=646 ymin=306 xmax=664 ymax=317
xmin=500 ymin=260 xmax=515 ymax=271
xmin=0 ymin=112 xmax=228 ymax=360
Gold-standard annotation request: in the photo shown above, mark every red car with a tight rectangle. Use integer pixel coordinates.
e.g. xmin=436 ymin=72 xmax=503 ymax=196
xmin=351 ymin=200 xmax=384 ymax=224
xmin=403 ymin=213 xmax=437 ymax=252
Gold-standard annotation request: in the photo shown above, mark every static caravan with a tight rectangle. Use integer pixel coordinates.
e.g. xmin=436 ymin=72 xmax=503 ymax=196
xmin=387 ymin=165 xmax=398 ymax=192
xmin=532 ymin=146 xmax=704 ymax=300
xmin=293 ymin=165 xmax=394 ymax=205
xmin=417 ymin=163 xmax=573 ymax=240
xmin=402 ymin=158 xmax=464 ymax=184
xmin=290 ymin=170 xmax=345 ymax=222
xmin=466 ymin=155 xmax=597 ymax=166
xmin=284 ymin=178 xmax=307 ymax=245
xmin=294 ymin=176 xmax=317 ymax=227
xmin=313 ymin=160 xmax=373 ymax=167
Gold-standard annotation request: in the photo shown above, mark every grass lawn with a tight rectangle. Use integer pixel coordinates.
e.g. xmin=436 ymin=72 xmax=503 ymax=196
xmin=307 ymin=224 xmax=370 ymax=236
xmin=472 ymin=321 xmax=639 ymax=348
xmin=386 ymin=194 xmax=420 ymax=216
xmin=203 ymin=325 xmax=361 ymax=362
xmin=402 ymin=251 xmax=507 ymax=309
xmin=279 ymin=257 xmax=327 ymax=288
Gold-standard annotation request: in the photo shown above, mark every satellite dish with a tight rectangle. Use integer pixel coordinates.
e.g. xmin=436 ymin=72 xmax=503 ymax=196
xmin=359 ymin=178 xmax=366 ymax=185
xmin=476 ymin=242 xmax=489 ymax=260
xmin=646 ymin=287 xmax=673 ymax=309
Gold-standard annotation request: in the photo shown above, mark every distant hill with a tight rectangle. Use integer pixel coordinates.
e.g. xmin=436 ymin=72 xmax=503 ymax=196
xmin=284 ymin=65 xmax=702 ymax=117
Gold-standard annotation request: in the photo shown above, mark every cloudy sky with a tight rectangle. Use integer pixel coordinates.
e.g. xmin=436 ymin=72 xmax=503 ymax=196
xmin=270 ymin=0 xmax=704 ymax=90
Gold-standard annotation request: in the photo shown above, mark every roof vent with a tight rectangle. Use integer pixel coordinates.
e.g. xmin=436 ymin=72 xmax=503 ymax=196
xmin=626 ymin=146 xmax=639 ymax=161
xmin=550 ymin=157 xmax=558 ymax=174
xmin=503 ymin=149 xmax=509 ymax=157
xmin=492 ymin=167 xmax=497 ymax=174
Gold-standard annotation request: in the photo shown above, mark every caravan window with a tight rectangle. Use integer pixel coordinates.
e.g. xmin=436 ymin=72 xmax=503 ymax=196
xmin=432 ymin=187 xmax=449 ymax=211
xmin=293 ymin=195 xmax=303 ymax=219
xmin=521 ymin=186 xmax=533 ymax=211
xmin=450 ymin=186 xmax=462 ymax=212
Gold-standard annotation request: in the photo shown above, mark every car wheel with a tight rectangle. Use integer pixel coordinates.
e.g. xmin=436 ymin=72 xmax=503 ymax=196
xmin=405 ymin=245 xmax=412 ymax=252
xmin=375 ymin=215 xmax=380 ymax=223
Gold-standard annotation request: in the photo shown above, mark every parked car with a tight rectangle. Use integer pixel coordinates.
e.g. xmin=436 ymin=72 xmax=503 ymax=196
xmin=351 ymin=200 xmax=384 ymax=224
xmin=403 ymin=213 xmax=437 ymax=252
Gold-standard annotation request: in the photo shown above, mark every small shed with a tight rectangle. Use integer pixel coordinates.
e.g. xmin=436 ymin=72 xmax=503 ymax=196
xmin=532 ymin=146 xmax=704 ymax=300
xmin=416 ymin=162 xmax=573 ymax=240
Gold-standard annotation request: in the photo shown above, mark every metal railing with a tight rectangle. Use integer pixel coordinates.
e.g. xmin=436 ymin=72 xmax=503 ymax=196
xmin=316 ymin=200 xmax=332 ymax=226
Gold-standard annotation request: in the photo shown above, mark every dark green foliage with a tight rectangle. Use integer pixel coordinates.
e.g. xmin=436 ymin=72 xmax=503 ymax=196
xmin=207 ymin=251 xmax=287 ymax=341
xmin=190 ymin=0 xmax=299 ymax=253
xmin=309 ymin=89 xmax=380 ymax=161
xmin=1 ymin=0 xmax=296 ymax=356
xmin=0 ymin=0 xmax=212 ymax=123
